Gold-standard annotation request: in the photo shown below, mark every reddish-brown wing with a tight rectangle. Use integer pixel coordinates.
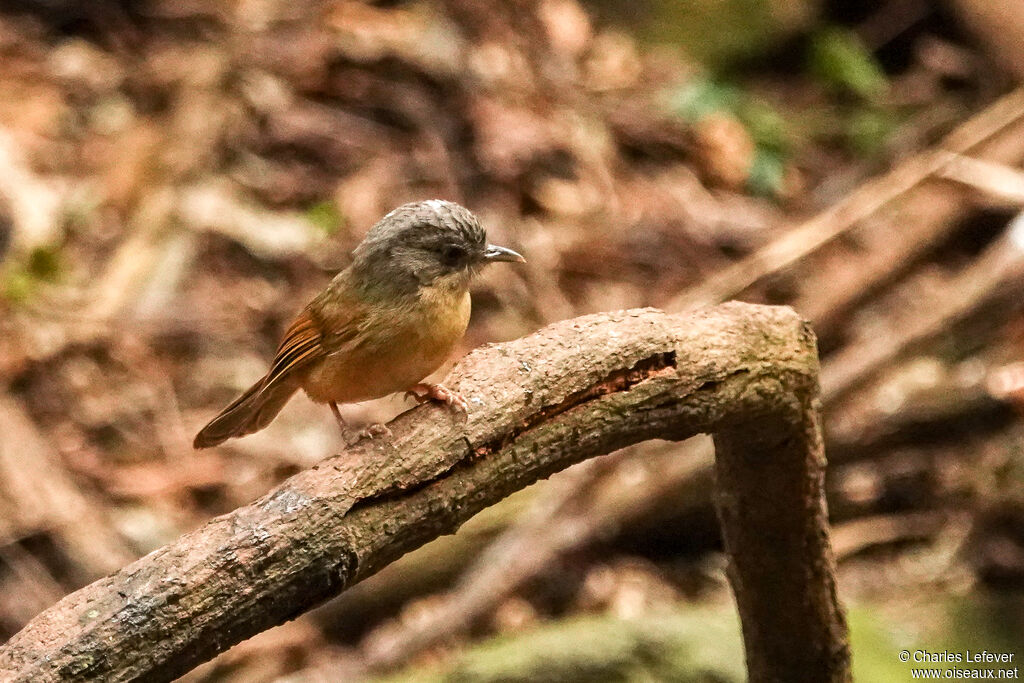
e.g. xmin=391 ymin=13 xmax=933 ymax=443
xmin=262 ymin=309 xmax=325 ymax=391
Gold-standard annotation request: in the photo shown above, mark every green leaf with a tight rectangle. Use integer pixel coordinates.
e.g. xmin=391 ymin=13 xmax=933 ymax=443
xmin=737 ymin=98 xmax=791 ymax=153
xmin=667 ymin=79 xmax=742 ymax=122
xmin=809 ymin=27 xmax=888 ymax=100
xmin=746 ymin=148 xmax=787 ymax=197
xmin=845 ymin=107 xmax=897 ymax=157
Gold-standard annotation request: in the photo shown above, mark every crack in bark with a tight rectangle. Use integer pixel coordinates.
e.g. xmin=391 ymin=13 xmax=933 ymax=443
xmin=473 ymin=350 xmax=678 ymax=458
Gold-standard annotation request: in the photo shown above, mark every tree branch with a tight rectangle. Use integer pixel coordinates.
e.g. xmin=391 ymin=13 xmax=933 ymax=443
xmin=0 ymin=303 xmax=849 ymax=683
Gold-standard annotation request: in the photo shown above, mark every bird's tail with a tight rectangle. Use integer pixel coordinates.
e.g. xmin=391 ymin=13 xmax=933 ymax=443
xmin=193 ymin=376 xmax=299 ymax=449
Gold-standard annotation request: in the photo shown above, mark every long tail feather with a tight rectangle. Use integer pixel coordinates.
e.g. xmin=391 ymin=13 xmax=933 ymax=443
xmin=193 ymin=377 xmax=299 ymax=449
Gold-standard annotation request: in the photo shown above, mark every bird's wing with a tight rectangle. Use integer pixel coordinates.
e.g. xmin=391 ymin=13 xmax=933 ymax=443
xmin=261 ymin=277 xmax=368 ymax=393
xmin=261 ymin=309 xmax=327 ymax=392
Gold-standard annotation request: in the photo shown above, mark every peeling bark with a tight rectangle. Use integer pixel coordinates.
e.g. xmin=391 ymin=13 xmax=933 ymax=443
xmin=0 ymin=303 xmax=849 ymax=683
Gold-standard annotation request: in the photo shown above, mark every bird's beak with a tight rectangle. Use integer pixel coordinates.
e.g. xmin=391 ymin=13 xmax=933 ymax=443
xmin=483 ymin=244 xmax=526 ymax=263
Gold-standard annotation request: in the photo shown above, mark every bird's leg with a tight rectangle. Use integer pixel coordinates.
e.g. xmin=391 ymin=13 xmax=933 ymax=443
xmin=330 ymin=401 xmax=390 ymax=443
xmin=329 ymin=401 xmax=346 ymax=433
xmin=405 ymin=382 xmax=469 ymax=411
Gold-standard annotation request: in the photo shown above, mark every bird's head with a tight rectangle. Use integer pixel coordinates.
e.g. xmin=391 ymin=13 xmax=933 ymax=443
xmin=352 ymin=200 xmax=524 ymax=295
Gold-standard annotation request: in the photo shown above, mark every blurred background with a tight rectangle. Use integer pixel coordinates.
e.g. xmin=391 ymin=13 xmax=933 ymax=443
xmin=1 ymin=0 xmax=1023 ymax=680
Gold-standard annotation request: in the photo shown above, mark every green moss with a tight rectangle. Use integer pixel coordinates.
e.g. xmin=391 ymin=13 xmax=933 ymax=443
xmin=27 ymin=245 xmax=63 ymax=280
xmin=377 ymin=609 xmax=744 ymax=683
xmin=305 ymin=200 xmax=345 ymax=236
xmin=848 ymin=595 xmax=1024 ymax=681
xmin=1 ymin=244 xmax=64 ymax=304
xmin=2 ymin=268 xmax=34 ymax=303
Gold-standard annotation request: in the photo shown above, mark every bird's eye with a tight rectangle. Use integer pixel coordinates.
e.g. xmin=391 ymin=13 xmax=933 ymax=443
xmin=441 ymin=245 xmax=467 ymax=266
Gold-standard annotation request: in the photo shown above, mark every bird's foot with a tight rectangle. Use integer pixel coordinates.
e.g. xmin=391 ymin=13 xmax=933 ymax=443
xmin=340 ymin=423 xmax=392 ymax=446
xmin=348 ymin=423 xmax=391 ymax=444
xmin=331 ymin=402 xmax=390 ymax=444
xmin=405 ymin=383 xmax=469 ymax=412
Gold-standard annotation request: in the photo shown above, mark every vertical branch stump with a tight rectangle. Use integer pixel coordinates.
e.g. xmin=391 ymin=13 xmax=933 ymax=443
xmin=0 ymin=303 xmax=850 ymax=682
xmin=714 ymin=395 xmax=848 ymax=681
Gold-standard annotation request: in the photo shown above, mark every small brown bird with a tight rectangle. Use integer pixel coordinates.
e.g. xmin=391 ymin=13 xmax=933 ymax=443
xmin=193 ymin=200 xmax=524 ymax=448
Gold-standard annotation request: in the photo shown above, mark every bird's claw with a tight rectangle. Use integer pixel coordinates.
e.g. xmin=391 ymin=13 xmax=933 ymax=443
xmin=345 ymin=423 xmax=391 ymax=445
xmin=405 ymin=383 xmax=469 ymax=412
xmin=360 ymin=423 xmax=392 ymax=439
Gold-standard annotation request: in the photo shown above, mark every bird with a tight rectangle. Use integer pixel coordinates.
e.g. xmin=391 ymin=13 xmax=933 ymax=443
xmin=193 ymin=200 xmax=525 ymax=449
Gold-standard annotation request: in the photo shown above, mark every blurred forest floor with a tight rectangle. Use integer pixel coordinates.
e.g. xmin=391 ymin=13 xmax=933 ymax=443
xmin=0 ymin=0 xmax=1022 ymax=681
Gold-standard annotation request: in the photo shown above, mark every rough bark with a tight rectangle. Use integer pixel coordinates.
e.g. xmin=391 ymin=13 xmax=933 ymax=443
xmin=713 ymin=398 xmax=847 ymax=682
xmin=0 ymin=303 xmax=849 ymax=683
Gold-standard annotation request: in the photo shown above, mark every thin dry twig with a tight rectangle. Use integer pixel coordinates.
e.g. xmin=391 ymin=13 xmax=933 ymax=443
xmin=821 ymin=212 xmax=1024 ymax=404
xmin=667 ymin=87 xmax=1024 ymax=313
